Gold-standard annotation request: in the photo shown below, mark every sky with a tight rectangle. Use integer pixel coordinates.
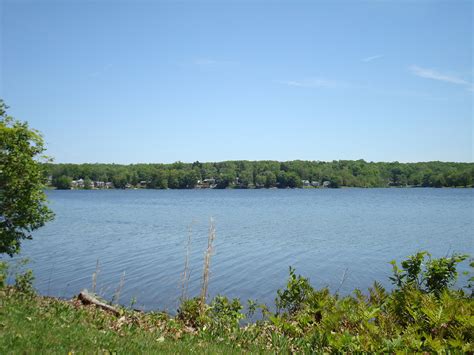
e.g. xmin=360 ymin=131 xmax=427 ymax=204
xmin=1 ymin=0 xmax=472 ymax=164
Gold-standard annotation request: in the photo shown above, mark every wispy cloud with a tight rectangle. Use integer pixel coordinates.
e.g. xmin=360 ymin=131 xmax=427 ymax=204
xmin=409 ymin=65 xmax=473 ymax=90
xmin=362 ymin=54 xmax=383 ymax=62
xmin=276 ymin=78 xmax=356 ymax=89
xmin=277 ymin=76 xmax=450 ymax=100
xmin=194 ymin=58 xmax=219 ymax=65
xmin=194 ymin=58 xmax=237 ymax=66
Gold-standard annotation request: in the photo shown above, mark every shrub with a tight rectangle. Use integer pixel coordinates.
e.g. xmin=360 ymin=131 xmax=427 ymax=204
xmin=390 ymin=251 xmax=468 ymax=295
xmin=14 ymin=269 xmax=35 ymax=295
xmin=209 ymin=296 xmax=244 ymax=331
xmin=176 ymin=297 xmax=209 ymax=328
xmin=0 ymin=261 xmax=8 ymax=288
xmin=275 ymin=266 xmax=313 ymax=315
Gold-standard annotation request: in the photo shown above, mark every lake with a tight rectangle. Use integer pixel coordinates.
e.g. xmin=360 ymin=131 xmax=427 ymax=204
xmin=13 ymin=188 xmax=474 ymax=312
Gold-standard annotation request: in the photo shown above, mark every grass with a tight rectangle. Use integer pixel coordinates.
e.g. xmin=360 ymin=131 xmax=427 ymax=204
xmin=200 ymin=217 xmax=216 ymax=310
xmin=0 ymin=288 xmax=260 ymax=354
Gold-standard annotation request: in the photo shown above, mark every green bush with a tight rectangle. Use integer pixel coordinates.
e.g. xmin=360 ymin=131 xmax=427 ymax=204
xmin=176 ymin=295 xmax=244 ymax=333
xmin=275 ymin=266 xmax=313 ymax=315
xmin=0 ymin=261 xmax=8 ymax=288
xmin=265 ymin=252 xmax=474 ymax=352
xmin=209 ymin=295 xmax=244 ymax=331
xmin=14 ymin=269 xmax=35 ymax=295
xmin=176 ymin=297 xmax=207 ymax=328
xmin=0 ymin=259 xmax=35 ymax=295
xmin=390 ymin=251 xmax=468 ymax=294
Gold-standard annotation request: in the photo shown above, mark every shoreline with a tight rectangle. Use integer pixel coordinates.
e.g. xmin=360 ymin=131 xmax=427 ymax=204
xmin=47 ymin=185 xmax=474 ymax=191
xmin=2 ymin=250 xmax=473 ymax=352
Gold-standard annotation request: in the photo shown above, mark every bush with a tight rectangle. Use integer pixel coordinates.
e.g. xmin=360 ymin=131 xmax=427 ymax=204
xmin=275 ymin=266 xmax=313 ymax=315
xmin=266 ymin=253 xmax=473 ymax=352
xmin=176 ymin=297 xmax=208 ymax=328
xmin=0 ymin=261 xmax=8 ymax=288
xmin=390 ymin=251 xmax=468 ymax=295
xmin=209 ymin=296 xmax=244 ymax=331
xmin=14 ymin=269 xmax=35 ymax=295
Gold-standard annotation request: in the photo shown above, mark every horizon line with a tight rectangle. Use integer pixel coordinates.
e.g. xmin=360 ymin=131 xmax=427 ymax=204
xmin=46 ymin=159 xmax=474 ymax=165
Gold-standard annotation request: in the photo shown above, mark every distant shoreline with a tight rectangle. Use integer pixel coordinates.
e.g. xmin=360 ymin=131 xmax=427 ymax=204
xmin=46 ymin=185 xmax=473 ymax=191
xmin=44 ymin=160 xmax=474 ymax=190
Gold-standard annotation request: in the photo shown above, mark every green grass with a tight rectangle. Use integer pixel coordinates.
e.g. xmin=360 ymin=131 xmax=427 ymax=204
xmin=0 ymin=289 xmax=260 ymax=354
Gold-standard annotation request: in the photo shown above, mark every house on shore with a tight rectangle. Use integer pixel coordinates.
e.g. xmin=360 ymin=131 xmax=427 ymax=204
xmin=196 ymin=178 xmax=217 ymax=189
xmin=71 ymin=178 xmax=84 ymax=189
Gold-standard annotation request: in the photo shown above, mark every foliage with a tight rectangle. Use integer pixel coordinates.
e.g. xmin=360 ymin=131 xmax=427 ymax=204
xmin=176 ymin=295 xmax=244 ymax=333
xmin=53 ymin=175 xmax=72 ymax=190
xmin=14 ymin=269 xmax=35 ymax=295
xmin=390 ymin=251 xmax=468 ymax=294
xmin=0 ymin=100 xmax=54 ymax=255
xmin=0 ymin=261 xmax=7 ymax=288
xmin=44 ymin=159 xmax=474 ymax=190
xmin=0 ymin=258 xmax=35 ymax=295
xmin=208 ymin=296 xmax=244 ymax=331
xmin=176 ymin=297 xmax=209 ymax=328
xmin=179 ymin=252 xmax=473 ymax=352
xmin=83 ymin=177 xmax=93 ymax=190
xmin=425 ymin=254 xmax=468 ymax=293
xmin=275 ymin=266 xmax=313 ymax=315
xmin=467 ymin=260 xmax=474 ymax=295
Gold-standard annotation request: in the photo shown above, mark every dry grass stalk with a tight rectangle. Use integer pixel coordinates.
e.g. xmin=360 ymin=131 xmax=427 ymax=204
xmin=112 ymin=271 xmax=126 ymax=305
xmin=91 ymin=259 xmax=100 ymax=294
xmin=180 ymin=222 xmax=194 ymax=302
xmin=336 ymin=267 xmax=349 ymax=294
xmin=200 ymin=217 xmax=216 ymax=311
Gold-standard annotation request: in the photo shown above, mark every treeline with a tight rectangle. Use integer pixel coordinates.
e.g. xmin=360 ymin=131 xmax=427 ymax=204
xmin=43 ymin=160 xmax=474 ymax=189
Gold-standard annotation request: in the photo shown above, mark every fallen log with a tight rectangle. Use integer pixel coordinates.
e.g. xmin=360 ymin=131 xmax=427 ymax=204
xmin=78 ymin=290 xmax=120 ymax=316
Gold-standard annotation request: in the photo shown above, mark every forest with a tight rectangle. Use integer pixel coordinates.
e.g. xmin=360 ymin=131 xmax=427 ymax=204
xmin=44 ymin=160 xmax=474 ymax=189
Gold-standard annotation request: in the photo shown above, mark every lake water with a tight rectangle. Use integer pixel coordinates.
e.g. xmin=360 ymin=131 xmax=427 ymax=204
xmin=12 ymin=189 xmax=474 ymax=312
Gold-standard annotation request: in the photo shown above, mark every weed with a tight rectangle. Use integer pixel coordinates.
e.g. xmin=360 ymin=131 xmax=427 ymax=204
xmin=200 ymin=217 xmax=216 ymax=311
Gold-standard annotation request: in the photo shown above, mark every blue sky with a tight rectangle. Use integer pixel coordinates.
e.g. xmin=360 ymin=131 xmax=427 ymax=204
xmin=1 ymin=0 xmax=472 ymax=163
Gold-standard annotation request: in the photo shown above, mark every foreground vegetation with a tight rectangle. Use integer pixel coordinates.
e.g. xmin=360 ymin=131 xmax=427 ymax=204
xmin=0 ymin=101 xmax=53 ymax=256
xmin=45 ymin=160 xmax=474 ymax=190
xmin=1 ymin=252 xmax=473 ymax=353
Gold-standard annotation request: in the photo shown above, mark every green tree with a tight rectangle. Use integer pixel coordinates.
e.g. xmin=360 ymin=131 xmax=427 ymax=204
xmin=40 ymin=160 xmax=474 ymax=190
xmin=264 ymin=171 xmax=277 ymax=188
xmin=181 ymin=170 xmax=199 ymax=189
xmin=149 ymin=169 xmax=168 ymax=189
xmin=112 ymin=173 xmax=128 ymax=189
xmin=83 ymin=177 xmax=93 ymax=190
xmin=329 ymin=175 xmax=342 ymax=188
xmin=53 ymin=175 xmax=72 ymax=190
xmin=238 ymin=169 xmax=254 ymax=188
xmin=286 ymin=172 xmax=302 ymax=188
xmin=216 ymin=173 xmax=235 ymax=189
xmin=254 ymin=174 xmax=266 ymax=187
xmin=0 ymin=101 xmax=54 ymax=256
xmin=167 ymin=170 xmax=180 ymax=189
